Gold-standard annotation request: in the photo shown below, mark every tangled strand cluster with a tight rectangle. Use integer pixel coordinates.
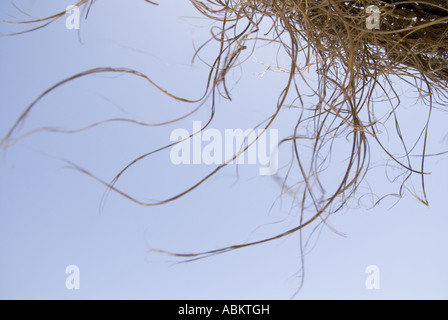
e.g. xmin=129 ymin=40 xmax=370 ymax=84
xmin=1 ymin=0 xmax=448 ymax=267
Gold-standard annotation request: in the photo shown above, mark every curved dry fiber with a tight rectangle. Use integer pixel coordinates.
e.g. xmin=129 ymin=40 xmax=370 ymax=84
xmin=1 ymin=0 xmax=448 ymax=266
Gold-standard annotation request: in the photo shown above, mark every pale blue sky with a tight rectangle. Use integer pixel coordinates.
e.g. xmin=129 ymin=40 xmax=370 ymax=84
xmin=1 ymin=0 xmax=447 ymax=299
